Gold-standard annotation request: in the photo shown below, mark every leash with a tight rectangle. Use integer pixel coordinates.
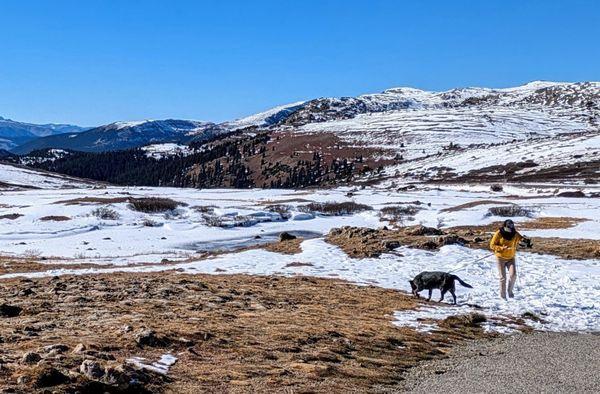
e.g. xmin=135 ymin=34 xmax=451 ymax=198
xmin=447 ymin=253 xmax=494 ymax=273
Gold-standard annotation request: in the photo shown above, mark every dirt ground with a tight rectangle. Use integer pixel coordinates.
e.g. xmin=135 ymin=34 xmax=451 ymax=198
xmin=326 ymin=222 xmax=600 ymax=260
xmin=395 ymin=332 xmax=600 ymax=393
xmin=0 ymin=272 xmax=493 ymax=393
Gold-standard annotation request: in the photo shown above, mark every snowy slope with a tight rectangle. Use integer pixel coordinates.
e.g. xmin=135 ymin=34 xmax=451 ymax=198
xmin=288 ymin=82 xmax=598 ymax=155
xmin=251 ymin=81 xmax=599 ymax=181
xmin=0 ymin=162 xmax=97 ymax=189
xmin=227 ymin=101 xmax=306 ymax=129
xmin=387 ymin=131 xmax=600 ymax=181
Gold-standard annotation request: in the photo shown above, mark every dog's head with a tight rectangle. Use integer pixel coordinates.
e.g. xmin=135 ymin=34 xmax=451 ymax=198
xmin=409 ymin=280 xmax=417 ymax=292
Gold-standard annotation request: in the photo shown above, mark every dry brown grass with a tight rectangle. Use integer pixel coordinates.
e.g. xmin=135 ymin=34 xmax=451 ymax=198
xmin=39 ymin=215 xmax=71 ymax=222
xmin=327 ymin=221 xmax=600 ymax=261
xmin=0 ymin=272 xmax=491 ymax=393
xmin=450 ymin=217 xmax=588 ymax=232
xmin=55 ymin=196 xmax=130 ymax=205
xmin=440 ymin=200 xmax=514 ymax=213
xmin=262 ymin=239 xmax=303 ymax=254
xmin=0 ymin=213 xmax=23 ymax=220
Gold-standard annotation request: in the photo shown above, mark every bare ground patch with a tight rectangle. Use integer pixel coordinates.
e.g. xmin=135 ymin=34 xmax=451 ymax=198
xmin=0 ymin=272 xmax=491 ymax=393
xmin=440 ymin=200 xmax=515 ymax=213
xmin=262 ymin=238 xmax=303 ymax=254
xmin=39 ymin=215 xmax=71 ymax=222
xmin=327 ymin=224 xmax=600 ymax=260
xmin=54 ymin=196 xmax=131 ymax=205
xmin=0 ymin=213 xmax=23 ymax=220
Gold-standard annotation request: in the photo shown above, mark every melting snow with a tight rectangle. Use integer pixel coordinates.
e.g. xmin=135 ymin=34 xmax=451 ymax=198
xmin=126 ymin=353 xmax=177 ymax=375
xmin=0 ymin=184 xmax=599 ymax=333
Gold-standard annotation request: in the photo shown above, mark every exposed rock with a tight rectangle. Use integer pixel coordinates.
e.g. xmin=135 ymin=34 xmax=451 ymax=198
xmin=418 ymin=240 xmax=439 ymax=250
xmin=33 ymin=367 xmax=70 ymax=387
xmin=135 ymin=329 xmax=163 ymax=347
xmin=381 ymin=240 xmax=400 ymax=250
xmin=404 ymin=225 xmax=444 ymax=236
xmin=557 ymin=190 xmax=586 ymax=198
xmin=0 ymin=304 xmax=22 ymax=317
xmin=72 ymin=343 xmax=87 ymax=354
xmin=437 ymin=234 xmax=468 ymax=246
xmin=42 ymin=344 xmax=69 ymax=354
xmin=80 ymin=360 xmax=105 ymax=380
xmin=21 ymin=352 xmax=41 ymax=364
xmin=279 ymin=232 xmax=297 ymax=241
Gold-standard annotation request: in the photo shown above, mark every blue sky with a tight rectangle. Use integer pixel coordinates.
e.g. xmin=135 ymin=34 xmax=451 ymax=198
xmin=1 ymin=0 xmax=598 ymax=126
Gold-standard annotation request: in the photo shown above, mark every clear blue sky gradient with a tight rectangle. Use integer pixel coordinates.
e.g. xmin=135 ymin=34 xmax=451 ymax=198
xmin=1 ymin=0 xmax=599 ymax=126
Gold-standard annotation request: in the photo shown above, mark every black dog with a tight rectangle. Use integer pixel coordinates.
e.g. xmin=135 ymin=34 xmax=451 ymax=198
xmin=409 ymin=271 xmax=473 ymax=304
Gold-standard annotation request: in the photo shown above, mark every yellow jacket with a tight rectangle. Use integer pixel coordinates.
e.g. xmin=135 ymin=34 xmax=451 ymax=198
xmin=490 ymin=230 xmax=523 ymax=260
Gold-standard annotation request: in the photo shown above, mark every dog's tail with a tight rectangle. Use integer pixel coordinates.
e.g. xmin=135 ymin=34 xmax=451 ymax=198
xmin=451 ymin=275 xmax=473 ymax=288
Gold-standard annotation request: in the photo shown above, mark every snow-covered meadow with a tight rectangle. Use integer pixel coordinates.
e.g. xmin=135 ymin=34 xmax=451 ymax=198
xmin=0 ymin=182 xmax=599 ymax=333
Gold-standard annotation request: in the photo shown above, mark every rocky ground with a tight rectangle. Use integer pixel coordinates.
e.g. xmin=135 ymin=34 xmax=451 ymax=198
xmin=0 ymin=272 xmax=493 ymax=393
xmin=395 ymin=332 xmax=600 ymax=393
xmin=326 ymin=222 xmax=600 ymax=260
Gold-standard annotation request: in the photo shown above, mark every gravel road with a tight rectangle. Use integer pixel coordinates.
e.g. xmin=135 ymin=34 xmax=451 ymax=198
xmin=395 ymin=332 xmax=600 ymax=393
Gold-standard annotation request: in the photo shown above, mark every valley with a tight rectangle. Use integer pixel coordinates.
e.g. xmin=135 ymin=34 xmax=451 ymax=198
xmin=0 ymin=81 xmax=599 ymax=392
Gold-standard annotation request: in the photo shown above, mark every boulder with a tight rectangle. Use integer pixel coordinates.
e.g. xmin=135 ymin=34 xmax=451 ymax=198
xmin=381 ymin=240 xmax=400 ymax=250
xmin=80 ymin=360 xmax=105 ymax=380
xmin=404 ymin=225 xmax=444 ymax=236
xmin=21 ymin=352 xmax=41 ymax=364
xmin=279 ymin=232 xmax=297 ymax=241
xmin=0 ymin=304 xmax=22 ymax=317
xmin=135 ymin=329 xmax=162 ymax=347
xmin=557 ymin=190 xmax=586 ymax=198
xmin=437 ymin=234 xmax=468 ymax=246
xmin=34 ymin=367 xmax=70 ymax=387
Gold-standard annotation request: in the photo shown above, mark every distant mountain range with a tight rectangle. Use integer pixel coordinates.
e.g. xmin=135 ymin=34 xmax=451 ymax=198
xmin=11 ymin=119 xmax=229 ymax=154
xmin=4 ymin=81 xmax=600 ymax=188
xmin=0 ymin=117 xmax=88 ymax=151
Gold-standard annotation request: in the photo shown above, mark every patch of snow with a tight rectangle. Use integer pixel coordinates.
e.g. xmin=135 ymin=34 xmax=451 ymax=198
xmin=126 ymin=353 xmax=177 ymax=375
xmin=0 ymin=184 xmax=599 ymax=332
xmin=142 ymin=143 xmax=191 ymax=159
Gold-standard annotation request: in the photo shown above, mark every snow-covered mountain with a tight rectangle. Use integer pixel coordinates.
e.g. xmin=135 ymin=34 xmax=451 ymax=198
xmin=230 ymin=81 xmax=599 ymax=182
xmin=259 ymin=81 xmax=598 ymax=128
xmin=0 ymin=116 xmax=87 ymax=151
xmin=8 ymin=81 xmax=600 ymax=184
xmin=12 ymin=119 xmax=230 ymax=154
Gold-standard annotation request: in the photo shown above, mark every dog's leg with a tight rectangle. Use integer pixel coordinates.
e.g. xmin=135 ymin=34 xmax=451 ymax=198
xmin=450 ymin=288 xmax=456 ymax=304
xmin=427 ymin=289 xmax=432 ymax=301
xmin=439 ymin=288 xmax=446 ymax=302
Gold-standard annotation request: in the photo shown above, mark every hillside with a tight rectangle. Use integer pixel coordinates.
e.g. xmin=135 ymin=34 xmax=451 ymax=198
xmin=12 ymin=81 xmax=600 ymax=187
xmin=0 ymin=162 xmax=99 ymax=190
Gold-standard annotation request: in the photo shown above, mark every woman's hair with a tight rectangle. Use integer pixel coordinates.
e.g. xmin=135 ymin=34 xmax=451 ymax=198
xmin=500 ymin=219 xmax=516 ymax=240
xmin=503 ymin=219 xmax=515 ymax=229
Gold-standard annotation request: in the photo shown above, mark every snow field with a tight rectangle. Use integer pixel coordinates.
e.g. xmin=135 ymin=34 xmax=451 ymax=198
xmin=0 ymin=183 xmax=599 ymax=332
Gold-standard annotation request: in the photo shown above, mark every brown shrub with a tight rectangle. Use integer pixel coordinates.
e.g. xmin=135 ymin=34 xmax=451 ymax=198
xmin=0 ymin=213 xmax=23 ymax=220
xmin=39 ymin=215 xmax=71 ymax=222
xmin=299 ymin=201 xmax=372 ymax=216
xmin=129 ymin=197 xmax=183 ymax=213
xmin=486 ymin=205 xmax=533 ymax=218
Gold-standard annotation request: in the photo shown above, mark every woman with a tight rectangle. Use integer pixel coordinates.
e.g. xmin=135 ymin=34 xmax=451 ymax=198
xmin=489 ymin=219 xmax=532 ymax=300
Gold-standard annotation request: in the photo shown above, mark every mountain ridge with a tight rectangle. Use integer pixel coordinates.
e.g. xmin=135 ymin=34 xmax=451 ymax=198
xmin=6 ymin=80 xmax=600 ymax=188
